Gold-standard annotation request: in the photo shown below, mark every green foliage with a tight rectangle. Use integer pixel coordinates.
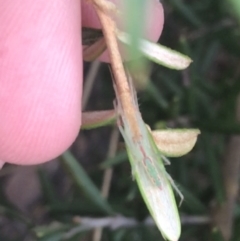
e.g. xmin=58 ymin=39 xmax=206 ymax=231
xmin=1 ymin=0 xmax=240 ymax=240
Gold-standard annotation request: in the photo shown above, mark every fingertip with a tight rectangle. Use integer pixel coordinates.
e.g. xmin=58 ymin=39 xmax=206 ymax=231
xmin=0 ymin=0 xmax=82 ymax=165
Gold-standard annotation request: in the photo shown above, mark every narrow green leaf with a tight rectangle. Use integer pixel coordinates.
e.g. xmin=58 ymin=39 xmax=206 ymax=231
xmin=168 ymin=0 xmax=202 ymax=27
xmin=146 ymin=82 xmax=169 ymax=109
xmin=61 ymin=151 xmax=113 ymax=215
xmin=177 ymin=184 xmax=206 ymax=214
xmin=34 ymin=223 xmax=67 ymax=238
xmin=0 ymin=205 xmax=32 ymax=226
xmin=200 ymin=134 xmax=225 ymax=204
xmin=38 ymin=168 xmax=59 ymax=205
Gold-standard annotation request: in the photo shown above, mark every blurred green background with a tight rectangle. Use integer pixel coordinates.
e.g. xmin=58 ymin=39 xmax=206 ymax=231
xmin=1 ymin=0 xmax=240 ymax=240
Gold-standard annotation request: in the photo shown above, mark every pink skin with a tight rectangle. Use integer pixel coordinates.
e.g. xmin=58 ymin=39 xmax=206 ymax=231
xmin=0 ymin=0 xmax=164 ymax=166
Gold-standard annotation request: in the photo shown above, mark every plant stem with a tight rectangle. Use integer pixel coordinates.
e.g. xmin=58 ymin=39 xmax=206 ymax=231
xmin=89 ymin=0 xmax=141 ymax=141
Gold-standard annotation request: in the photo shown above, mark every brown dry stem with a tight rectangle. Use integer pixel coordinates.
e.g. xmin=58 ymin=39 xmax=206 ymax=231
xmin=92 ymin=127 xmax=119 ymax=241
xmin=88 ymin=0 xmax=119 ymax=15
xmin=88 ymin=0 xmax=141 ymax=141
xmin=213 ymin=94 xmax=240 ymax=241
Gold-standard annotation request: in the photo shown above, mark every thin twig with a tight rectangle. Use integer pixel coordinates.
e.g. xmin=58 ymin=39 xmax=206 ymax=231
xmin=212 ymin=68 xmax=240 ymax=240
xmin=64 ymin=214 xmax=210 ymax=239
xmin=100 ymin=128 xmax=119 ymax=198
xmin=82 ymin=60 xmax=101 ymax=110
xmin=89 ymin=0 xmax=120 ymax=15
xmin=92 ymin=127 xmax=119 ymax=241
xmin=213 ymin=94 xmax=240 ymax=241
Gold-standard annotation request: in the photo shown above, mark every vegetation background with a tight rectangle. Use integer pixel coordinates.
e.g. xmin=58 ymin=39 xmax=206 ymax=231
xmin=1 ymin=0 xmax=240 ymax=240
